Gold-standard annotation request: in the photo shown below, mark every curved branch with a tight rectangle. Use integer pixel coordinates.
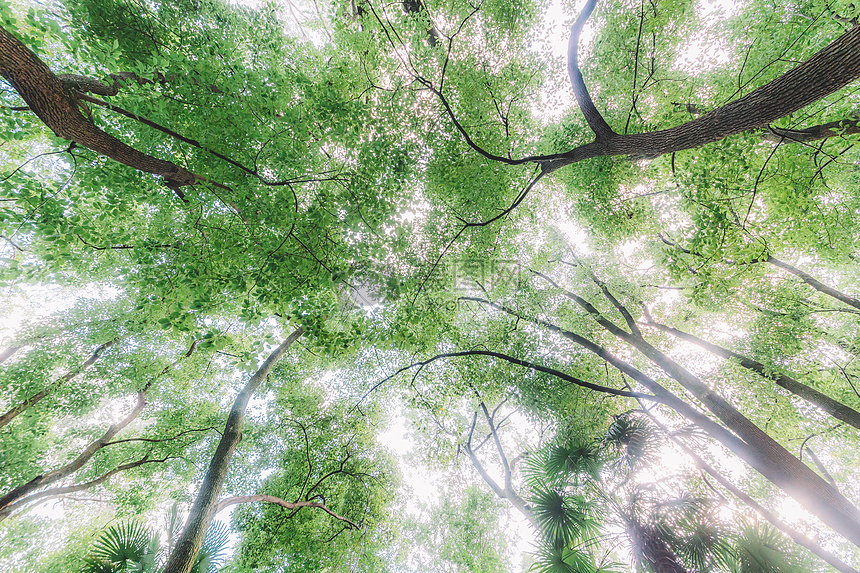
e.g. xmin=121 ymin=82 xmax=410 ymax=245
xmin=0 ymin=454 xmax=172 ymax=519
xmin=215 ymin=495 xmax=360 ymax=529
xmin=567 ymin=0 xmax=616 ymax=140
xmin=0 ymin=391 xmax=146 ymax=519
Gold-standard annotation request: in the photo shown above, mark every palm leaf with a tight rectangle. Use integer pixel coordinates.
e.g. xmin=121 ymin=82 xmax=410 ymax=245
xmin=192 ymin=520 xmax=231 ymax=573
xmin=87 ymin=521 xmax=156 ymax=571
xmin=529 ymin=543 xmax=597 ymax=573
xmin=531 ymin=490 xmax=600 ymax=547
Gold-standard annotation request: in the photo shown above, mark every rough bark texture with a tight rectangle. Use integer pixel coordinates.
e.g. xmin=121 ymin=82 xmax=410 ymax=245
xmin=0 ymin=337 xmax=122 ymax=429
xmin=542 ymin=21 xmax=860 ymax=173
xmin=0 ymin=391 xmax=146 ymax=520
xmin=161 ymin=327 xmax=304 ymax=573
xmin=764 ymin=116 xmax=860 ymax=143
xmin=0 ymin=26 xmax=197 ymax=189
xmin=645 ymin=318 xmax=860 ymax=430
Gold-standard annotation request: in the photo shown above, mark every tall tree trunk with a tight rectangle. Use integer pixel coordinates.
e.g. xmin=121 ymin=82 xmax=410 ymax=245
xmin=161 ymin=327 xmax=304 ymax=573
xmin=565 ymin=282 xmax=860 ymax=547
xmin=642 ymin=315 xmax=860 ymax=430
xmin=0 ymin=390 xmax=146 ymax=520
xmin=468 ymin=293 xmax=860 ymax=548
xmin=0 ymin=336 xmax=122 ymax=429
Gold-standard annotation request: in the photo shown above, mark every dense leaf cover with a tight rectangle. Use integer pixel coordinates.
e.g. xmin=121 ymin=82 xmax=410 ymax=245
xmin=2 ymin=0 xmax=860 ymax=570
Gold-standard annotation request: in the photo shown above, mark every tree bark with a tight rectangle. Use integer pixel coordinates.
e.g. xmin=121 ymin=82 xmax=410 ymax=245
xmin=469 ymin=292 xmax=860 ymax=548
xmin=161 ymin=327 xmax=304 ymax=573
xmin=643 ymin=315 xmax=860 ymax=430
xmin=555 ymin=279 xmax=860 ymax=547
xmin=764 ymin=116 xmax=860 ymax=143
xmin=0 ymin=390 xmax=146 ymax=520
xmin=0 ymin=26 xmax=197 ymax=190
xmin=0 ymin=336 xmax=122 ymax=429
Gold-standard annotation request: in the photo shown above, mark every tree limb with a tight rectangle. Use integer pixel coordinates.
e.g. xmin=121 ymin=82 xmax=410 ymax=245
xmin=215 ymin=494 xmax=360 ymax=529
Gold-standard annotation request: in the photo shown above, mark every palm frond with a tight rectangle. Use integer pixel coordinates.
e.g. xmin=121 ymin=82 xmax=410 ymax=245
xmin=603 ymin=415 xmax=663 ymax=470
xmin=529 ymin=543 xmax=597 ymax=573
xmin=531 ymin=490 xmax=600 ymax=547
xmin=546 ymin=441 xmax=602 ymax=484
xmin=726 ymin=522 xmax=811 ymax=573
xmin=192 ymin=520 xmax=231 ymax=573
xmin=87 ymin=521 xmax=156 ymax=571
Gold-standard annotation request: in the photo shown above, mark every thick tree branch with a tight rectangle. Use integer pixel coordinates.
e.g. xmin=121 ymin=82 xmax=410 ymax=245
xmin=567 ymin=0 xmax=616 ymax=141
xmin=0 ymin=27 xmax=198 ymax=192
xmin=463 ymin=411 xmax=536 ymax=526
xmin=764 ymin=116 xmax=860 ymax=143
xmin=635 ymin=399 xmax=860 ymax=573
xmin=641 ymin=309 xmax=860 ymax=431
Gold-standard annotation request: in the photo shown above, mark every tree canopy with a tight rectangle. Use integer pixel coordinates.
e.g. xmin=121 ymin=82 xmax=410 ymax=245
xmin=2 ymin=0 xmax=860 ymax=570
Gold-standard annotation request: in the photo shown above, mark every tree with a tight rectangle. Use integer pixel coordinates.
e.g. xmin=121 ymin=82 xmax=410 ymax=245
xmin=4 ymin=0 xmax=860 ymax=569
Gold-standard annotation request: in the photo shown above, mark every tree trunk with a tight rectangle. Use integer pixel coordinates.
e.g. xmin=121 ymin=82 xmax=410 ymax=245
xmin=470 ymin=294 xmax=860 ymax=548
xmin=645 ymin=318 xmax=860 ymax=430
xmin=0 ymin=26 xmax=197 ymax=190
xmin=577 ymin=299 xmax=860 ymax=547
xmin=0 ymin=390 xmax=146 ymax=520
xmin=0 ymin=336 xmax=122 ymax=429
xmin=161 ymin=327 xmax=304 ymax=573
xmin=638 ymin=405 xmax=860 ymax=573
